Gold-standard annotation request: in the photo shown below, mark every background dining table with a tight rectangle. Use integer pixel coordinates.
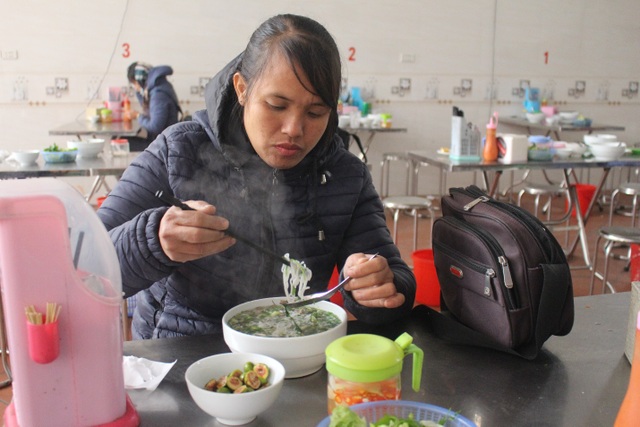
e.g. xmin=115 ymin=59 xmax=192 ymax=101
xmin=499 ymin=116 xmax=626 ymax=140
xmin=48 ymin=119 xmax=140 ymax=140
xmin=407 ymin=151 xmax=640 ymax=269
xmin=124 ymin=292 xmax=632 ymax=426
xmin=0 ymin=152 xmax=138 ymax=201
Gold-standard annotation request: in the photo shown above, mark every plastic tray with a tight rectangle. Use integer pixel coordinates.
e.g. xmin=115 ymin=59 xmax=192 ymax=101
xmin=316 ymin=400 xmax=476 ymax=427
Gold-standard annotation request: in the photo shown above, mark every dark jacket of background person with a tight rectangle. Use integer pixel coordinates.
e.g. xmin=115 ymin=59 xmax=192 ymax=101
xmin=98 ymin=56 xmax=415 ymax=339
xmin=133 ymin=65 xmax=181 ymax=149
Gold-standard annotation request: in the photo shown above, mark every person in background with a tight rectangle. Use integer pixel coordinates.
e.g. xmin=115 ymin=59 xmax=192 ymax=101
xmin=99 ymin=14 xmax=415 ymax=340
xmin=126 ymin=62 xmax=182 ymax=151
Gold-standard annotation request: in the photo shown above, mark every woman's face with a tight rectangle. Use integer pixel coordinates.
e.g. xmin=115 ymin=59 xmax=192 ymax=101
xmin=233 ymin=53 xmax=332 ymax=170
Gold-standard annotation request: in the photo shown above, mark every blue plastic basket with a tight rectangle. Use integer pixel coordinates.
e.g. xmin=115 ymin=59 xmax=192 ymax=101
xmin=316 ymin=400 xmax=476 ymax=427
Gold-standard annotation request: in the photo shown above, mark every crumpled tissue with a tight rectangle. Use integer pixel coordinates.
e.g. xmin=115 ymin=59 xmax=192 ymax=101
xmin=123 ymin=355 xmax=176 ymax=391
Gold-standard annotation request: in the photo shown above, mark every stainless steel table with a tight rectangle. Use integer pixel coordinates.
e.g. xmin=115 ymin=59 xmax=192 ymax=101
xmin=124 ymin=293 xmax=632 ymax=427
xmin=0 ymin=153 xmax=138 ymax=200
xmin=500 ymin=116 xmax=626 ymax=140
xmin=49 ymin=119 xmax=140 ymax=140
xmin=408 ymin=151 xmax=640 ymax=268
xmin=342 ymin=126 xmax=408 ymax=160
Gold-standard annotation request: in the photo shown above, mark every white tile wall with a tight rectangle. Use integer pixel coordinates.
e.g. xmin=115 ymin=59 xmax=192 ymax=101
xmin=0 ymin=0 xmax=638 ymax=196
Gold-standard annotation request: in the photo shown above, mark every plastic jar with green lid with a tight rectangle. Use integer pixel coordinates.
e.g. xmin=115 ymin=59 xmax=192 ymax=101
xmin=325 ymin=332 xmax=423 ymax=414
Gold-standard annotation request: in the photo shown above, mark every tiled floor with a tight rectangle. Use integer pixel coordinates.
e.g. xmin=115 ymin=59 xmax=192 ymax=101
xmin=0 ymin=190 xmax=635 ymax=416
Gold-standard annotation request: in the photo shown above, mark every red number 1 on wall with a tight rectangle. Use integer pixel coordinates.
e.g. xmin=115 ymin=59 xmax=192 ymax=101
xmin=544 ymin=51 xmax=549 ymax=64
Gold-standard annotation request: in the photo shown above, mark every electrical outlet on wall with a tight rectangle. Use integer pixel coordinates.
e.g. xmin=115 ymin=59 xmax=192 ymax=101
xmin=86 ymin=76 xmax=101 ymax=100
xmin=425 ymin=78 xmax=439 ymax=100
xmin=485 ymin=80 xmax=498 ymax=100
xmin=55 ymin=78 xmax=68 ymax=91
xmin=198 ymin=77 xmax=210 ymax=96
xmin=363 ymin=76 xmax=377 ymax=99
xmin=597 ymin=81 xmax=610 ymax=101
xmin=13 ymin=77 xmax=28 ymax=101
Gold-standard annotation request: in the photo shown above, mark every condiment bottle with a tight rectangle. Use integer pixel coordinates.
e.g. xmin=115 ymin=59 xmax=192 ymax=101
xmin=483 ymin=111 xmax=499 ymax=162
xmin=325 ymin=332 xmax=423 ymax=414
xmin=615 ymin=310 xmax=640 ymax=426
xmin=122 ymin=96 xmax=132 ymax=122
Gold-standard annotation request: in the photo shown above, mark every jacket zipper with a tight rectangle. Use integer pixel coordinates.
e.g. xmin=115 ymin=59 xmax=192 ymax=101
xmin=436 ymin=217 xmax=517 ymax=309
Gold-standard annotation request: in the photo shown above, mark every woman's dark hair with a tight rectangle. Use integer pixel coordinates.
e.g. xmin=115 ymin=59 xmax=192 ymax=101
xmin=238 ymin=14 xmax=342 ymax=148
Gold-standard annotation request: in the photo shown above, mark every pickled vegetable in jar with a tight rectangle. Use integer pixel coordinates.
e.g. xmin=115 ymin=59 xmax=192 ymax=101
xmin=325 ymin=332 xmax=423 ymax=414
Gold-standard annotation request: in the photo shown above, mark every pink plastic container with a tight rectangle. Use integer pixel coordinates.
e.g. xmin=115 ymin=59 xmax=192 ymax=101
xmin=27 ymin=321 xmax=60 ymax=364
xmin=541 ymin=105 xmax=557 ymax=118
xmin=0 ymin=179 xmax=138 ymax=427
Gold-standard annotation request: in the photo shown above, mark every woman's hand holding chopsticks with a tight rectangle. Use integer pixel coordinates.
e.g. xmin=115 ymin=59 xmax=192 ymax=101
xmin=158 ymin=200 xmax=236 ymax=263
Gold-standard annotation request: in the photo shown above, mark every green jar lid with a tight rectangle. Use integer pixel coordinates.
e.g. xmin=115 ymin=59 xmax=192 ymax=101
xmin=325 ymin=333 xmax=404 ymax=383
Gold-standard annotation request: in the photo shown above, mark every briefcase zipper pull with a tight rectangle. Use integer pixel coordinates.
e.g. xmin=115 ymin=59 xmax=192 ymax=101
xmin=498 ymin=255 xmax=514 ymax=289
xmin=464 ymin=195 xmax=490 ymax=211
xmin=484 ymin=268 xmax=495 ymax=297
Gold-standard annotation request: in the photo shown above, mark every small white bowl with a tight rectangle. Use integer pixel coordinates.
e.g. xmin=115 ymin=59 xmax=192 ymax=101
xmin=595 ymin=134 xmax=618 ymax=142
xmin=525 ymin=112 xmax=545 ymax=124
xmin=554 ymin=147 xmax=574 ymax=159
xmin=338 ymin=115 xmax=351 ymax=128
xmin=583 ymin=134 xmax=618 ymax=145
xmin=589 ymin=142 xmax=626 ymax=161
xmin=12 ymin=150 xmax=39 ymax=166
xmin=563 ymin=142 xmax=588 ymax=157
xmin=185 ymin=352 xmax=285 ymax=425
xmin=67 ymin=140 xmax=104 ymax=158
xmin=558 ymin=111 xmax=579 ymax=123
xmin=223 ymin=297 xmax=347 ymax=378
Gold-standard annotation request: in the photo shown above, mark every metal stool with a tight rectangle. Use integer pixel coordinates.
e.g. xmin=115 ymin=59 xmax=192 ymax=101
xmin=517 ymin=183 xmax=569 ymax=222
xmin=382 ymin=196 xmax=435 ymax=252
xmin=589 ymin=226 xmax=640 ymax=295
xmin=380 ymin=152 xmax=411 ymax=197
xmin=609 ymin=182 xmax=640 ymax=226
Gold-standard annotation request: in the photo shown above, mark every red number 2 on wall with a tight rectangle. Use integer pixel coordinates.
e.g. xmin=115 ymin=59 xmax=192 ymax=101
xmin=122 ymin=43 xmax=131 ymax=59
xmin=348 ymin=47 xmax=356 ymax=62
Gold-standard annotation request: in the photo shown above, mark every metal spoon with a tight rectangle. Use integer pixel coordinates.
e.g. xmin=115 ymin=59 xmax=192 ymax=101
xmin=282 ymin=253 xmax=379 ymax=309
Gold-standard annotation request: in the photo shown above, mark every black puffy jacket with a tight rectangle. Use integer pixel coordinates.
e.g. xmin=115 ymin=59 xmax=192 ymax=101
xmin=98 ymin=57 xmax=415 ymax=339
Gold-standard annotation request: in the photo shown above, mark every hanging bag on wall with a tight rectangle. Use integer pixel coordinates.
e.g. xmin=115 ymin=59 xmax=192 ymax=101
xmin=425 ymin=185 xmax=574 ymax=360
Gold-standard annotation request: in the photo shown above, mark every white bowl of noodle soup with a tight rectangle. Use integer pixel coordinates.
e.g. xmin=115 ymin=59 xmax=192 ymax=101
xmin=222 ymin=297 xmax=347 ymax=378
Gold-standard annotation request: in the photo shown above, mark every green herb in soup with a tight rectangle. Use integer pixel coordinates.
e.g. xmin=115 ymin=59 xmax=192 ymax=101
xmin=228 ymin=304 xmax=341 ymax=337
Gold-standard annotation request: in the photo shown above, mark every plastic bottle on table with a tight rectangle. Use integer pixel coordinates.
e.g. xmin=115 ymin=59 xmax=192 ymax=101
xmin=483 ymin=111 xmax=499 ymax=162
xmin=122 ymin=97 xmax=132 ymax=122
xmin=615 ymin=310 xmax=640 ymax=426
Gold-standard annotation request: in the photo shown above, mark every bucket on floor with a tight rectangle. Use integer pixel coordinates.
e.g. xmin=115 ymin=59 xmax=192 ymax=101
xmin=567 ymin=183 xmax=596 ymax=217
xmin=96 ymin=195 xmax=107 ymax=208
xmin=630 ymin=244 xmax=640 ymax=283
xmin=411 ymin=249 xmax=440 ymax=307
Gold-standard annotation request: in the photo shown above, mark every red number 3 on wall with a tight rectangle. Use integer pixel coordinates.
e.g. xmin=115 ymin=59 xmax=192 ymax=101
xmin=122 ymin=43 xmax=131 ymax=58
